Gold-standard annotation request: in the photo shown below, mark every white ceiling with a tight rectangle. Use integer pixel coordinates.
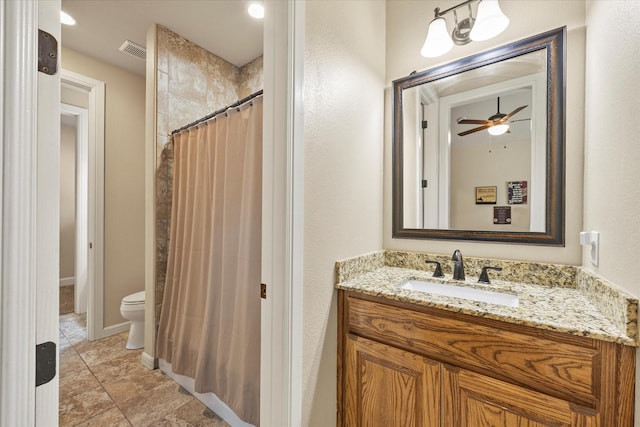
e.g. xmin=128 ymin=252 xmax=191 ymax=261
xmin=61 ymin=0 xmax=264 ymax=77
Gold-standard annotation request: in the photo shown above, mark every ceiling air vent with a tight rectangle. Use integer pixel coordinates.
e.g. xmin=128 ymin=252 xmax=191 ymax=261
xmin=118 ymin=40 xmax=146 ymax=61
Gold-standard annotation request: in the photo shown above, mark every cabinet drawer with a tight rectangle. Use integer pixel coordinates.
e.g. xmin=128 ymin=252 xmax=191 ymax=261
xmin=345 ymin=294 xmax=599 ymax=406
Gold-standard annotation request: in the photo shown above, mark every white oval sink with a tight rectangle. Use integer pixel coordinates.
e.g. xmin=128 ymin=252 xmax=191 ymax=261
xmin=399 ymin=279 xmax=519 ymax=308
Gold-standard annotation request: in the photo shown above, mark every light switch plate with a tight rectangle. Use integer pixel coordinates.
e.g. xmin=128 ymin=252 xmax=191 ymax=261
xmin=579 ymin=231 xmax=599 ymax=266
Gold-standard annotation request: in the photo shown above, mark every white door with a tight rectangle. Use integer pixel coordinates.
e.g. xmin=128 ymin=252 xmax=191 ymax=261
xmin=0 ymin=0 xmax=61 ymax=424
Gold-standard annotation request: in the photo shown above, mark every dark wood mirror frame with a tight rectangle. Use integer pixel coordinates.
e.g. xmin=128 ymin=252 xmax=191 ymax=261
xmin=392 ymin=27 xmax=566 ymax=245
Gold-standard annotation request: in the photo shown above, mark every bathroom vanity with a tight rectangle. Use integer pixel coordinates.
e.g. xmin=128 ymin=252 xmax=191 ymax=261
xmin=336 ymin=251 xmax=637 ymax=427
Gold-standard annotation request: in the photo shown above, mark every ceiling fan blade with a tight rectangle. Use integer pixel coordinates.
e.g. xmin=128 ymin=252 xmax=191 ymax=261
xmin=509 ymin=118 xmax=531 ymax=123
xmin=458 ymin=124 xmax=492 ymax=136
xmin=504 ymin=105 xmax=528 ymax=121
xmin=458 ymin=119 xmax=489 ymax=125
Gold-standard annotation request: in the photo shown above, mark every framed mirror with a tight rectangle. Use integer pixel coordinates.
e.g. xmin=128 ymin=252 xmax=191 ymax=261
xmin=392 ymin=27 xmax=566 ymax=245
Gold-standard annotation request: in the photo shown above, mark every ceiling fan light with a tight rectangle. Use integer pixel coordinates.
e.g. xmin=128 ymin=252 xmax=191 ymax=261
xmin=470 ymin=0 xmax=509 ymax=42
xmin=421 ymin=17 xmax=454 ymax=58
xmin=247 ymin=3 xmax=265 ymax=19
xmin=488 ymin=124 xmax=509 ymax=136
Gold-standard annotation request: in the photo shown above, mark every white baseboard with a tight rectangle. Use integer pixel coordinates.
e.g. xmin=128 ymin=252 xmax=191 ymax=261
xmin=102 ymin=321 xmax=130 ymax=337
xmin=59 ymin=277 xmax=75 ymax=287
xmin=141 ymin=352 xmax=156 ymax=370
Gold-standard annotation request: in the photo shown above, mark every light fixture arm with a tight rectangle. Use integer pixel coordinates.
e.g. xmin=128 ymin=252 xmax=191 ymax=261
xmin=433 ymin=0 xmax=477 ymax=19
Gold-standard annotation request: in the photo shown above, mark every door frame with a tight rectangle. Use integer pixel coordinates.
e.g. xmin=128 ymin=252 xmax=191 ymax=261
xmin=1 ymin=0 xmax=303 ymax=424
xmin=60 ymin=69 xmax=106 ymax=340
xmin=260 ymin=1 xmax=304 ymax=425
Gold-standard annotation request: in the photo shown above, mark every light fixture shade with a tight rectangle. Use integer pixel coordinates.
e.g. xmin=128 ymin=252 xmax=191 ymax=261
xmin=421 ymin=17 xmax=454 ymax=58
xmin=488 ymin=124 xmax=509 ymax=136
xmin=60 ymin=11 xmax=76 ymax=26
xmin=470 ymin=0 xmax=509 ymax=42
xmin=247 ymin=3 xmax=265 ymax=19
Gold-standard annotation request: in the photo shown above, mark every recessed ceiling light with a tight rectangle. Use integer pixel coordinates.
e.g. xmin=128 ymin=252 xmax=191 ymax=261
xmin=248 ymin=3 xmax=264 ymax=19
xmin=60 ymin=11 xmax=76 ymax=26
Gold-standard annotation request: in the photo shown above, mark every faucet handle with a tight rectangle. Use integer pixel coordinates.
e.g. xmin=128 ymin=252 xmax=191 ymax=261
xmin=425 ymin=260 xmax=444 ymax=278
xmin=478 ymin=266 xmax=503 ymax=284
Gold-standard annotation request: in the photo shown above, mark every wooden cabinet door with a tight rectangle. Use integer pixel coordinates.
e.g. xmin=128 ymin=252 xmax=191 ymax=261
xmin=344 ymin=334 xmax=440 ymax=427
xmin=441 ymin=364 xmax=599 ymax=427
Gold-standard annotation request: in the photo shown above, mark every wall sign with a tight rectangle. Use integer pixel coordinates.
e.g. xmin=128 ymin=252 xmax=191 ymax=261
xmin=507 ymin=181 xmax=528 ymax=205
xmin=476 ymin=186 xmax=497 ymax=204
xmin=493 ymin=206 xmax=512 ymax=224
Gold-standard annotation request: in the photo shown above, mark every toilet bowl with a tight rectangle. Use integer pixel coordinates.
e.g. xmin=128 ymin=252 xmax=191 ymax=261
xmin=120 ymin=290 xmax=145 ymax=349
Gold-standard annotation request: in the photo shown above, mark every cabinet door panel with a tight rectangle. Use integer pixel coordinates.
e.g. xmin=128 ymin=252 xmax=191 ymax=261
xmin=442 ymin=364 xmax=596 ymax=427
xmin=347 ymin=296 xmax=597 ymax=405
xmin=345 ymin=334 xmax=439 ymax=427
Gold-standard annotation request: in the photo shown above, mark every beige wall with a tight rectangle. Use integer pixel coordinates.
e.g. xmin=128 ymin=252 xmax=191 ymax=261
xmin=59 ymin=123 xmax=76 ymax=280
xmin=61 ymin=47 xmax=146 ymax=327
xmin=583 ymin=0 xmax=640 ymax=416
xmin=152 ymin=25 xmax=263 ymax=325
xmin=303 ymin=1 xmax=386 ymax=425
xmin=384 ymin=0 xmax=586 ymax=264
xmin=450 ymin=140 xmax=531 ymax=231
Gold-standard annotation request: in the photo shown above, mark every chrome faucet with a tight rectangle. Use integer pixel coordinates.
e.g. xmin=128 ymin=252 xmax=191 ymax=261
xmin=451 ymin=249 xmax=465 ymax=281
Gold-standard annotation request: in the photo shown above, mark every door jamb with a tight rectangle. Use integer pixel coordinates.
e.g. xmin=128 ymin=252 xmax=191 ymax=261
xmin=260 ymin=1 xmax=304 ymax=425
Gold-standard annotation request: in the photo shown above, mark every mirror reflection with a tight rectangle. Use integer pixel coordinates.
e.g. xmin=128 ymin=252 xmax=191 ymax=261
xmin=392 ymin=28 xmax=565 ymax=245
xmin=402 ymin=49 xmax=546 ymax=232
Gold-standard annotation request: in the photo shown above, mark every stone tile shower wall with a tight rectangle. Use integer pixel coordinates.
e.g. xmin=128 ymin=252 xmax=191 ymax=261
xmin=154 ymin=25 xmax=263 ymax=325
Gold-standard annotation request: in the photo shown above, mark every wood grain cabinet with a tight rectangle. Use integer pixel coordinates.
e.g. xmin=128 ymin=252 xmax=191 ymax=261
xmin=338 ymin=291 xmax=635 ymax=427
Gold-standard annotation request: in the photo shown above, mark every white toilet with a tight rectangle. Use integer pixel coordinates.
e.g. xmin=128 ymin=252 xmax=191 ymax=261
xmin=120 ymin=290 xmax=145 ymax=349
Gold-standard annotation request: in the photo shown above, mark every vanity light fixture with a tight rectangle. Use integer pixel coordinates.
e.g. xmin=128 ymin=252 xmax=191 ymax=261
xmin=60 ymin=10 xmax=76 ymax=26
xmin=421 ymin=0 xmax=509 ymax=58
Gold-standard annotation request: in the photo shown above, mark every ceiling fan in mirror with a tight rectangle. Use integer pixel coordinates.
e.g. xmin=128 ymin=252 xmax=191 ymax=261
xmin=457 ymin=97 xmax=528 ymax=136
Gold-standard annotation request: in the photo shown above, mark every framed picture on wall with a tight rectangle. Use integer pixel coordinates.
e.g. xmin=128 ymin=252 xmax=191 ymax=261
xmin=507 ymin=181 xmax=528 ymax=204
xmin=475 ymin=186 xmax=497 ymax=204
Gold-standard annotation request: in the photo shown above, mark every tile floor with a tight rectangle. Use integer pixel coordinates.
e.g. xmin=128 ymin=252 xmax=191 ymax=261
xmin=59 ymin=313 xmax=230 ymax=426
xmin=59 ymin=285 xmax=74 ymax=315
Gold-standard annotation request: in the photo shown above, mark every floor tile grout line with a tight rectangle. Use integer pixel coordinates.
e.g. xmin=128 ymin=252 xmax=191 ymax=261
xmin=60 ymin=313 xmax=221 ymax=427
xmin=59 ymin=314 xmax=125 ymax=427
xmin=66 ymin=331 xmax=154 ymax=425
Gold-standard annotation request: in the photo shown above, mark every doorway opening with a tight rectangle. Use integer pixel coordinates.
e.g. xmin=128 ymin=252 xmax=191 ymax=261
xmin=60 ymin=69 xmax=106 ymax=341
xmin=59 ymin=103 xmax=85 ymax=316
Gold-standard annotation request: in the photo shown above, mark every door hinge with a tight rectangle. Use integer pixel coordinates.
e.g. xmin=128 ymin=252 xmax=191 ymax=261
xmin=38 ymin=29 xmax=58 ymax=75
xmin=260 ymin=283 xmax=267 ymax=299
xmin=35 ymin=341 xmax=56 ymax=387
xmin=422 ymin=120 xmax=428 ymax=129
xmin=422 ymin=179 xmax=428 ymax=188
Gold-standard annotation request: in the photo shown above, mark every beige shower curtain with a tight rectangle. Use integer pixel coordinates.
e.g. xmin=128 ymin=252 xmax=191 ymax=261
xmin=157 ymin=96 xmax=262 ymax=426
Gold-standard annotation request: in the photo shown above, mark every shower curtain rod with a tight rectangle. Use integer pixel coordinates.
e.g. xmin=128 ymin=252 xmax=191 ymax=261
xmin=170 ymin=89 xmax=263 ymax=135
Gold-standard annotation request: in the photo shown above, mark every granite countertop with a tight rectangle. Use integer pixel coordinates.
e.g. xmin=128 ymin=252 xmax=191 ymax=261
xmin=335 ymin=251 xmax=639 ymax=347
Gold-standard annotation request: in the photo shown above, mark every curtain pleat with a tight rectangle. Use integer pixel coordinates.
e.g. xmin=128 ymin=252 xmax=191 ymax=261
xmin=157 ymin=97 xmax=262 ymax=426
